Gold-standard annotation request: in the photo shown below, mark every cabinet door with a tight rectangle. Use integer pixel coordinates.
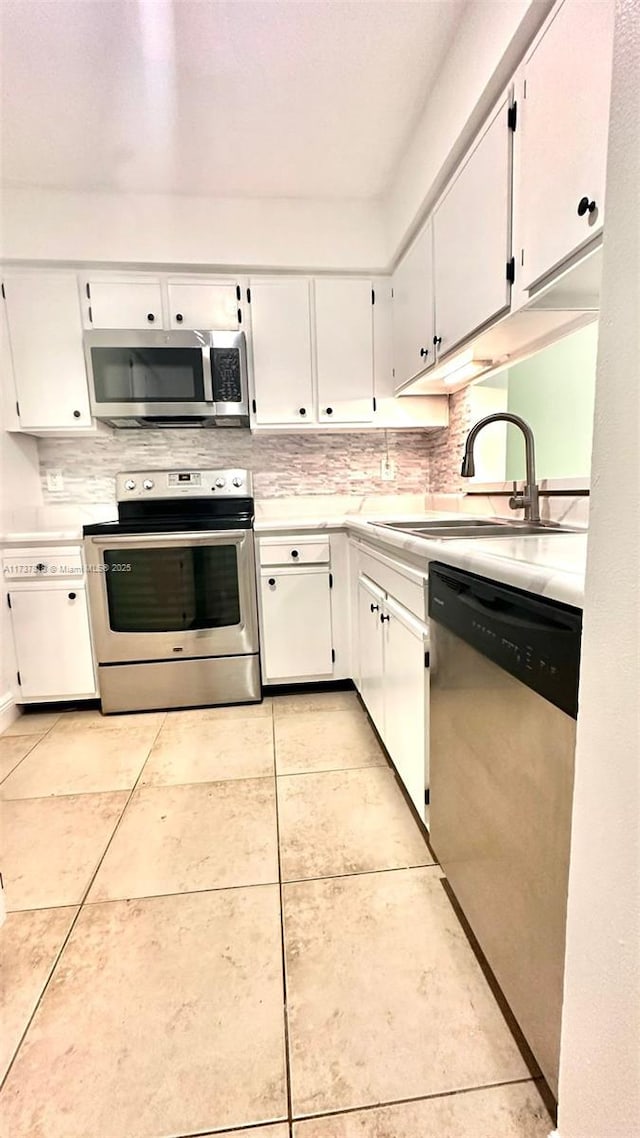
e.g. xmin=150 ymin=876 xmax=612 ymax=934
xmin=249 ymin=280 xmax=314 ymax=425
xmin=167 ymin=282 xmax=239 ymax=330
xmin=260 ymin=568 xmax=333 ymax=681
xmin=391 ymin=220 xmax=435 ymax=388
xmin=434 ymin=96 xmax=512 ymax=357
xmin=358 ymin=576 xmax=385 ymax=734
xmin=315 ymin=279 xmax=374 ymax=423
xmin=87 ymin=280 xmax=164 ymax=328
xmin=3 ymin=273 xmax=92 ymax=429
xmin=518 ymin=0 xmax=614 ymax=289
xmin=382 ymin=597 xmax=428 ymax=820
xmin=9 ymin=587 xmax=96 ymax=699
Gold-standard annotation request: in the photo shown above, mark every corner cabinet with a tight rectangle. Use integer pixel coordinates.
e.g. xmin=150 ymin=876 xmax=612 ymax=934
xmin=3 ymin=273 xmax=92 ymax=432
xmin=515 ymin=0 xmax=614 ymax=290
xmin=391 ymin=221 xmax=435 ymax=388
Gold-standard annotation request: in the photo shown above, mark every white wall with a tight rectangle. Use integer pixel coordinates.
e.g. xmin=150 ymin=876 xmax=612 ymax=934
xmin=1 ymin=187 xmax=387 ymax=272
xmin=385 ymin=0 xmax=554 ymax=258
xmin=555 ymin=2 xmax=640 ymax=1134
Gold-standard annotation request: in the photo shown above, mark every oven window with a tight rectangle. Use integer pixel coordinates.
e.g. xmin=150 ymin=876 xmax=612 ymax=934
xmin=104 ymin=545 xmax=241 ymax=631
xmin=91 ymin=347 xmax=205 ymax=403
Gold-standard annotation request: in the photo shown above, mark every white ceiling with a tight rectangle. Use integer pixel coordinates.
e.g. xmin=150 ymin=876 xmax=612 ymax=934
xmin=1 ymin=0 xmax=466 ymax=199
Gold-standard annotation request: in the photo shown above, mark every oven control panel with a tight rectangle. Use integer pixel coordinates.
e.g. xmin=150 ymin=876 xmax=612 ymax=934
xmin=116 ymin=469 xmax=252 ymax=500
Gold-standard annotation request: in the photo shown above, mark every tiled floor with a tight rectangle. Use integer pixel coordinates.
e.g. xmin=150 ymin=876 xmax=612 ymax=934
xmin=0 ymin=692 xmax=553 ymax=1137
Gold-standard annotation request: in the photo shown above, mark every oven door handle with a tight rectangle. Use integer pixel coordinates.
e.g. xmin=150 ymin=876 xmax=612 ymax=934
xmin=87 ymin=530 xmax=249 ymax=549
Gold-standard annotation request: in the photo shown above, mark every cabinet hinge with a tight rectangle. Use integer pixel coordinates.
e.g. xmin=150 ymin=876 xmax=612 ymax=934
xmin=329 ymin=572 xmax=333 ymax=589
xmin=523 ymin=78 xmax=527 ymax=99
xmin=237 ymin=307 xmax=242 ymax=324
xmin=425 ymin=787 xmax=430 ymax=805
xmin=246 ymin=287 xmax=251 ymax=303
xmin=424 ymin=650 xmax=430 ymax=668
xmin=372 ymin=396 xmax=377 ymax=412
xmin=391 ymin=287 xmax=394 ymax=299
xmin=392 ymin=367 xmax=395 ymax=378
xmin=15 ymin=401 xmax=20 ymax=418
xmin=16 ymin=671 xmax=21 ymax=687
xmin=85 ymin=282 xmax=91 ymax=299
xmin=1 ymin=282 xmax=5 ymax=300
xmin=88 ymin=305 xmax=93 ymax=323
xmin=252 ymin=398 xmax=257 ymax=414
xmin=507 ymin=102 xmax=517 ymax=132
xmin=506 ymin=257 xmax=516 ymax=284
xmin=331 ymin=648 xmax=336 ymax=664
xmin=371 ymin=288 xmax=375 ymax=305
xmin=236 ymin=284 xmax=241 ymax=301
xmin=6 ymin=594 xmax=11 ymax=610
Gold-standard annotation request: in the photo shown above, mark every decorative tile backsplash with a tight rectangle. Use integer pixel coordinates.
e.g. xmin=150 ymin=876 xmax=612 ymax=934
xmin=37 ymin=424 xmax=443 ymax=503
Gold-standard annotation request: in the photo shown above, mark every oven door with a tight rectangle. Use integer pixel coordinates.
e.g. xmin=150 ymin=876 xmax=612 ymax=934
xmin=84 ymin=329 xmax=213 ymax=418
xmin=85 ymin=530 xmax=258 ymax=663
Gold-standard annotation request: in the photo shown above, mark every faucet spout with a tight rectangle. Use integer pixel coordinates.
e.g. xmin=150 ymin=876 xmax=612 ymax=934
xmin=460 ymin=412 xmax=540 ymax=524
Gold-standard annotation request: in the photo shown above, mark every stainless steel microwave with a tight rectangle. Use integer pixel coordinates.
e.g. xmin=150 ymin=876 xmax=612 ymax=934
xmin=84 ymin=329 xmax=249 ymax=428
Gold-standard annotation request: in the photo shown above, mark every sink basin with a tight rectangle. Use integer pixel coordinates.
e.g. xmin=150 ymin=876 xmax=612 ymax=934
xmin=372 ymin=518 xmax=578 ymax=540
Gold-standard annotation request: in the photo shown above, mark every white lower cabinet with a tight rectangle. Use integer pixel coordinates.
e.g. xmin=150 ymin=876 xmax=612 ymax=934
xmin=357 ymin=569 xmax=429 ymax=820
xmin=8 ymin=583 xmax=96 ymax=701
xmin=259 ymin=567 xmax=334 ymax=682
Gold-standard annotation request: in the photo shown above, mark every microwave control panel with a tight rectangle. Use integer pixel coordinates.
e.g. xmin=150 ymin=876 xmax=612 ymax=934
xmin=212 ymin=348 xmax=242 ymax=402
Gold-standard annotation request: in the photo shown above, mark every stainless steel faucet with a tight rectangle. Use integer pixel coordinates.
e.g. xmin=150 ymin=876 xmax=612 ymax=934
xmin=460 ymin=412 xmax=540 ymax=523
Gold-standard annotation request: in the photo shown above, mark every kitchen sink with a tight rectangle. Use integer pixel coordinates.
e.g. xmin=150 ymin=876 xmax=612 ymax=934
xmin=372 ymin=518 xmax=579 ymax=540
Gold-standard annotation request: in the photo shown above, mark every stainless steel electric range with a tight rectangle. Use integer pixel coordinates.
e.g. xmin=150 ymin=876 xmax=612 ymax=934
xmin=83 ymin=469 xmax=260 ymax=714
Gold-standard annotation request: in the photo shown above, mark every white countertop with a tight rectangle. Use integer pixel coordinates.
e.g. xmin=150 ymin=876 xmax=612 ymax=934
xmin=1 ymin=504 xmax=587 ymax=608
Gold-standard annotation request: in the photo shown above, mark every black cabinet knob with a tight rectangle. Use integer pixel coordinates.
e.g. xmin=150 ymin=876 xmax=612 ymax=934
xmin=299 ymin=407 xmax=307 ymax=416
xmin=291 ymin=549 xmax=299 ymax=559
xmin=73 ymin=410 xmax=81 ymax=419
xmin=577 ymin=196 xmax=597 ymax=217
xmin=380 ymin=613 xmax=390 ymax=623
xmin=370 ymin=602 xmax=379 ymax=613
xmin=147 ymin=312 xmax=155 ymax=322
xmin=175 ymin=313 xmax=183 ymax=323
xmin=268 ymin=577 xmax=276 ymax=586
xmin=68 ymin=592 xmax=77 ymax=600
xmin=325 ymin=407 xmax=333 ymax=415
xmin=420 ymin=347 xmax=429 ymax=358
xmin=433 ymin=335 xmax=442 ymax=348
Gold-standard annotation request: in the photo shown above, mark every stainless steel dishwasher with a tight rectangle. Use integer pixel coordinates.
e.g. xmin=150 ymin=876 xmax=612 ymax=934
xmin=428 ymin=562 xmax=582 ymax=1098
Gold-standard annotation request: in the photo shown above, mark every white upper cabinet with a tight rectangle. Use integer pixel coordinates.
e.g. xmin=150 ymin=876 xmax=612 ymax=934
xmin=315 ymin=279 xmax=374 ymax=423
xmin=516 ymin=0 xmax=614 ymax=290
xmin=392 ymin=220 xmax=435 ymax=389
xmin=249 ymin=278 xmax=314 ymax=425
xmin=166 ymin=282 xmax=239 ymax=330
xmin=86 ymin=279 xmax=164 ymax=328
xmin=3 ymin=272 xmax=92 ymax=430
xmin=433 ymin=94 xmax=512 ymax=358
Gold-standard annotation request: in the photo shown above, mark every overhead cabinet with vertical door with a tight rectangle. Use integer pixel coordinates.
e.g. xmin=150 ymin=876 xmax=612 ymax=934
xmin=315 ymin=278 xmax=374 ymax=423
xmin=514 ymin=0 xmax=614 ymax=293
xmin=249 ymin=278 xmax=314 ymax=425
xmin=166 ymin=281 xmax=240 ymax=330
xmin=3 ymin=272 xmax=92 ymax=431
xmin=433 ymin=91 xmax=513 ymax=359
xmin=391 ymin=220 xmax=435 ymax=389
xmin=85 ymin=278 xmax=164 ymax=328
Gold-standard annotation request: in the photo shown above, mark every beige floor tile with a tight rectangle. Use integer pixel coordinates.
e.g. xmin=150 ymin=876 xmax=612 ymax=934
xmin=2 ymin=711 xmax=61 ymax=737
xmin=141 ymin=717 xmax=275 ymax=787
xmin=292 ymin=1082 xmax=552 ymax=1136
xmin=283 ymin=867 xmax=531 ymax=1116
xmin=164 ymin=698 xmax=273 ymax=726
xmin=51 ymin=708 xmax=166 ymax=734
xmin=275 ymin=709 xmax=386 ymax=776
xmin=278 ymin=767 xmax=434 ymax=881
xmin=0 ymin=736 xmax=38 ymax=783
xmin=0 ymin=726 xmax=155 ymax=798
xmin=199 ymin=1129 xmax=288 ymax=1138
xmin=0 ymin=888 xmax=287 ymax=1138
xmin=89 ymin=778 xmax=279 ymax=902
xmin=0 ymin=792 xmax=128 ymax=910
xmin=0 ymin=906 xmax=78 ymax=1080
xmin=273 ymin=690 xmax=359 ymax=717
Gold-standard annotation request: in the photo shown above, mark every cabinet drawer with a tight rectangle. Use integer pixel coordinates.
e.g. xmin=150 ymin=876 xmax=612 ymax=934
xmin=259 ymin=536 xmax=330 ymax=567
xmin=3 ymin=547 xmax=84 ymax=582
xmin=359 ymin=546 xmax=426 ymax=621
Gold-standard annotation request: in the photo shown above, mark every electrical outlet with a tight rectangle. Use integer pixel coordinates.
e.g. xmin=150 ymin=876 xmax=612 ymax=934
xmin=46 ymin=470 xmax=64 ymax=493
xmin=380 ymin=457 xmax=396 ymax=481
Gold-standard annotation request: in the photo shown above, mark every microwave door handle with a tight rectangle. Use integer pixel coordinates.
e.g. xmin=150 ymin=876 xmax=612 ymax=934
xmin=203 ymin=346 xmax=214 ymax=404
